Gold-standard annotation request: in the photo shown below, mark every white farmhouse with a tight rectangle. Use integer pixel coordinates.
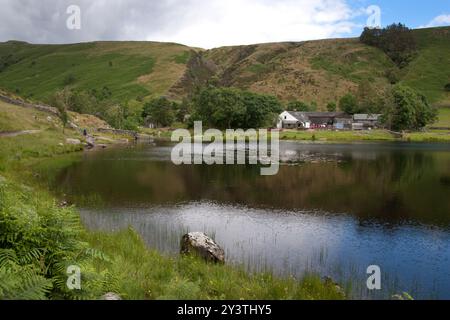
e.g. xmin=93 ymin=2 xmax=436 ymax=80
xmin=277 ymin=111 xmax=311 ymax=129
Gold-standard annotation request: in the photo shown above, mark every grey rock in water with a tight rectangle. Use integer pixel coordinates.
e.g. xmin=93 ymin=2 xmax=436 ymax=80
xmin=101 ymin=292 xmax=122 ymax=300
xmin=180 ymin=232 xmax=225 ymax=263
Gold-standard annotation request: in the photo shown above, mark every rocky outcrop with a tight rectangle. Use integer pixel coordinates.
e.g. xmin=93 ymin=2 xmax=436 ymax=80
xmin=167 ymin=51 xmax=218 ymax=99
xmin=180 ymin=232 xmax=225 ymax=263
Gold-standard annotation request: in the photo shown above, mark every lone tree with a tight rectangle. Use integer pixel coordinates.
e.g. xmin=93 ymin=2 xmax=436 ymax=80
xmin=383 ymin=84 xmax=437 ymax=131
xmin=50 ymin=90 xmax=70 ymax=133
xmin=142 ymin=97 xmax=176 ymax=128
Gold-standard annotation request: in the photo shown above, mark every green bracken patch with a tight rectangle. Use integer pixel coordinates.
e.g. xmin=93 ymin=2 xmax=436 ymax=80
xmin=173 ymin=51 xmax=191 ymax=64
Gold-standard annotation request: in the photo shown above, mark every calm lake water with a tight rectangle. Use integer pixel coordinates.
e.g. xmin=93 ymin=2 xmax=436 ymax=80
xmin=51 ymin=141 xmax=450 ymax=299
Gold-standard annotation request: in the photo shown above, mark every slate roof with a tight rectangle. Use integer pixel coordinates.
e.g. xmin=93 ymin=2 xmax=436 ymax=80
xmin=286 ymin=111 xmax=352 ymax=122
xmin=353 ymin=114 xmax=382 ymax=121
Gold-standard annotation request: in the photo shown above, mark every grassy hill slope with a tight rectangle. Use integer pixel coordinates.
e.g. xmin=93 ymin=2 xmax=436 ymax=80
xmin=402 ymin=27 xmax=450 ymax=104
xmin=0 ymin=41 xmax=196 ymax=102
xmin=197 ymin=38 xmax=394 ymax=106
xmin=0 ymin=26 xmax=448 ymax=110
xmin=176 ymin=26 xmax=449 ymax=107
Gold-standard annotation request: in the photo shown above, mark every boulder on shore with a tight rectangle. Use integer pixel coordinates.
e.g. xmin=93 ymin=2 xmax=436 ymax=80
xmin=180 ymin=232 xmax=225 ymax=264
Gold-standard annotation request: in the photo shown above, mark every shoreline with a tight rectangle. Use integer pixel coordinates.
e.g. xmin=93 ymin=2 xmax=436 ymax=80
xmin=142 ymin=128 xmax=450 ymax=143
xmin=0 ymin=129 xmax=346 ymax=300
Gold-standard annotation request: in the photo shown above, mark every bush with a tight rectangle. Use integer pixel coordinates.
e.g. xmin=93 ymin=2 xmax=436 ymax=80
xmin=326 ymin=102 xmax=337 ymax=112
xmin=385 ymin=68 xmax=401 ymax=84
xmin=384 ymin=84 xmax=437 ymax=131
xmin=0 ymin=54 xmax=20 ymax=72
xmin=445 ymin=83 xmax=450 ymax=92
xmin=63 ymin=73 xmax=76 ymax=86
xmin=339 ymin=94 xmax=358 ymax=114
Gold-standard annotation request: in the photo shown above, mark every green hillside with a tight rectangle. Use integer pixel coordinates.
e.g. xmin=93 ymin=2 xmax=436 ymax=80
xmin=402 ymin=27 xmax=450 ymax=104
xmin=172 ymin=26 xmax=449 ymax=107
xmin=0 ymin=41 xmax=196 ymax=102
xmin=0 ymin=26 xmax=448 ymax=110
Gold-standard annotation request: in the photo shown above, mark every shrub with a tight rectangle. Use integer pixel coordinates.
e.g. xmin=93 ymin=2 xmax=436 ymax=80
xmin=385 ymin=68 xmax=401 ymax=84
xmin=326 ymin=102 xmax=337 ymax=112
xmin=63 ymin=73 xmax=76 ymax=86
xmin=339 ymin=94 xmax=359 ymax=114
xmin=445 ymin=83 xmax=450 ymax=92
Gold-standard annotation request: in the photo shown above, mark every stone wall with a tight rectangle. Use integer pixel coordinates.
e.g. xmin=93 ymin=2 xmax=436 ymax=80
xmin=0 ymin=94 xmax=59 ymax=116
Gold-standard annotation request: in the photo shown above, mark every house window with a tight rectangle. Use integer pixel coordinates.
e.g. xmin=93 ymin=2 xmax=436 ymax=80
xmin=284 ymin=116 xmax=287 ymax=120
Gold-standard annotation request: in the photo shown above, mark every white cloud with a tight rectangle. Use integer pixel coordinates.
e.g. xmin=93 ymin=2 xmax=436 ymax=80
xmin=421 ymin=14 xmax=450 ymax=28
xmin=149 ymin=0 xmax=357 ymax=48
xmin=0 ymin=0 xmax=359 ymax=48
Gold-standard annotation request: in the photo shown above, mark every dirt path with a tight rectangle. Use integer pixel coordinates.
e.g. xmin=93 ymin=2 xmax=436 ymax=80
xmin=0 ymin=130 xmax=41 ymax=138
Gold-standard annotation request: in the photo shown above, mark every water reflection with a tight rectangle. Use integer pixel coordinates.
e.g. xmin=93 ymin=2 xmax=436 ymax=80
xmin=56 ymin=142 xmax=450 ymax=225
xmin=50 ymin=141 xmax=450 ymax=299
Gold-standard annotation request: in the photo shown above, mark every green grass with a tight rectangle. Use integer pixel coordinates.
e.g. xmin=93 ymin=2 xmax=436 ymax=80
xmin=173 ymin=51 xmax=192 ymax=64
xmin=279 ymin=130 xmax=396 ymax=142
xmin=433 ymin=108 xmax=450 ymax=128
xmin=402 ymin=27 xmax=450 ymax=104
xmin=0 ymin=99 xmax=48 ymax=132
xmin=309 ymin=47 xmax=392 ymax=83
xmin=85 ymin=229 xmax=344 ymax=300
xmin=0 ymin=101 xmax=85 ymax=172
xmin=0 ymin=41 xmax=194 ymax=102
xmin=0 ymin=129 xmax=84 ymax=175
xmin=141 ymin=126 xmax=450 ymax=143
xmin=247 ymin=63 xmax=272 ymax=75
xmin=278 ymin=127 xmax=450 ymax=143
xmin=404 ymin=130 xmax=450 ymax=142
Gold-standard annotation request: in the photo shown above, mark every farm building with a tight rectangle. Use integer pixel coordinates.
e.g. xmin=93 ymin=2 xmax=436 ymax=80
xmin=277 ymin=111 xmax=353 ymax=130
xmin=352 ymin=114 xmax=383 ymax=130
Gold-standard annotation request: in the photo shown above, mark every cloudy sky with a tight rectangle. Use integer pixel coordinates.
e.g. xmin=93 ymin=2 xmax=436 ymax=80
xmin=0 ymin=0 xmax=449 ymax=48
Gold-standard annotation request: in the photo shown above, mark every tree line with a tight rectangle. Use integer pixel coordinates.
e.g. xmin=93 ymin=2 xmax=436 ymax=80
xmin=50 ymin=81 xmax=437 ymax=133
xmin=360 ymin=23 xmax=417 ymax=68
